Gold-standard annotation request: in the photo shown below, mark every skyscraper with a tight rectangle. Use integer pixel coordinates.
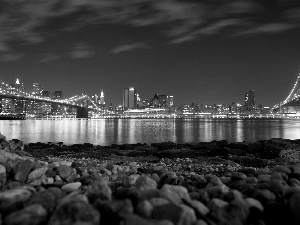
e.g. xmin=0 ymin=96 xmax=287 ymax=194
xmin=245 ymin=90 xmax=255 ymax=110
xmin=123 ymin=87 xmax=137 ymax=110
xmin=32 ymin=83 xmax=42 ymax=96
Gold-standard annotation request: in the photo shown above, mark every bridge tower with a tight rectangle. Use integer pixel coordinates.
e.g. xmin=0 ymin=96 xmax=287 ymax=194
xmin=273 ymin=71 xmax=300 ymax=113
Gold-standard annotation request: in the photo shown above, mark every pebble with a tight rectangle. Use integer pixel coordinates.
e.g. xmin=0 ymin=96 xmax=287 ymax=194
xmin=136 ymin=175 xmax=157 ymax=191
xmin=58 ymin=165 xmax=72 ymax=179
xmin=61 ymin=182 xmax=81 ymax=192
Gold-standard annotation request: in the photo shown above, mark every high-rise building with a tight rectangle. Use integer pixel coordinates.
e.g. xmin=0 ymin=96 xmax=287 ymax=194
xmin=245 ymin=90 xmax=255 ymax=110
xmin=99 ymin=90 xmax=105 ymax=105
xmin=123 ymin=87 xmax=137 ymax=110
xmin=52 ymin=91 xmax=63 ymax=99
xmin=42 ymin=91 xmax=50 ymax=98
xmin=10 ymin=79 xmax=24 ymax=93
xmin=32 ymin=83 xmax=42 ymax=96
xmin=167 ymin=95 xmax=174 ymax=107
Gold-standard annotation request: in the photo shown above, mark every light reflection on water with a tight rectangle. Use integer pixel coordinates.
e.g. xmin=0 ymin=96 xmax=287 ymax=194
xmin=0 ymin=118 xmax=299 ymax=145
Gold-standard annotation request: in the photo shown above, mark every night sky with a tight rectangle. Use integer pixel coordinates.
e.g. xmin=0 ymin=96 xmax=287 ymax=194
xmin=1 ymin=0 xmax=300 ymax=107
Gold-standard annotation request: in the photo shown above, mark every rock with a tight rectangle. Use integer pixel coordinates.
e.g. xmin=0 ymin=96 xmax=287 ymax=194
xmin=160 ymin=184 xmax=190 ymax=204
xmin=27 ymin=187 xmax=63 ymax=212
xmin=58 ymin=165 xmax=72 ymax=179
xmin=3 ymin=204 xmax=47 ymax=225
xmin=0 ymin=164 xmax=6 ymax=187
xmin=231 ymin=172 xmax=247 ymax=181
xmin=253 ymin=189 xmax=276 ymax=204
xmin=0 ymin=186 xmax=36 ymax=215
xmin=87 ymin=179 xmax=112 ymax=202
xmin=129 ymin=174 xmax=140 ymax=185
xmin=48 ymin=194 xmax=100 ymax=225
xmin=246 ymin=177 xmax=257 ymax=184
xmin=257 ymin=175 xmax=271 ymax=183
xmin=61 ymin=182 xmax=82 ymax=193
xmin=207 ymin=198 xmax=229 ymax=217
xmin=208 ymin=175 xmax=223 ymax=186
xmin=272 ymin=166 xmax=291 ymax=174
xmin=45 ymin=168 xmax=56 ymax=178
xmin=204 ymin=184 xmax=229 ymax=198
xmin=151 ymin=173 xmax=160 ymax=183
xmin=6 ymin=181 xmax=22 ymax=189
xmin=153 ymin=202 xmax=196 ymax=225
xmin=255 ymin=168 xmax=270 ymax=176
xmin=245 ymin=198 xmax=264 ymax=212
xmin=53 ymin=180 xmax=64 ymax=188
xmin=14 ymin=160 xmax=33 ymax=182
xmin=182 ymin=198 xmax=210 ymax=217
xmin=95 ymin=199 xmax=133 ymax=224
xmin=26 ymin=167 xmax=48 ymax=183
xmin=136 ymin=200 xmax=153 ymax=218
xmin=149 ymin=197 xmax=169 ymax=207
xmin=136 ymin=175 xmax=157 ymax=191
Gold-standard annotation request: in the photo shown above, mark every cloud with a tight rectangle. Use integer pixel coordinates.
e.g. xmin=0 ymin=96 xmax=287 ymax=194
xmin=0 ymin=53 xmax=23 ymax=62
xmin=0 ymin=0 xmax=300 ymax=50
xmin=40 ymin=53 xmax=61 ymax=62
xmin=70 ymin=43 xmax=95 ymax=58
xmin=110 ymin=42 xmax=147 ymax=54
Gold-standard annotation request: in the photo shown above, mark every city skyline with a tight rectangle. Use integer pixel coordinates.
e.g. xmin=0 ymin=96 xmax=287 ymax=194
xmin=1 ymin=1 xmax=300 ymax=107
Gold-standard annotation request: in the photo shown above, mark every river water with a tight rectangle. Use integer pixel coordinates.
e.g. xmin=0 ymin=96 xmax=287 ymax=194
xmin=0 ymin=118 xmax=299 ymax=145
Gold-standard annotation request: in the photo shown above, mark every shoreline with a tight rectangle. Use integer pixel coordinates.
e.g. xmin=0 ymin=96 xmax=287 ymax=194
xmin=1 ymin=136 xmax=300 ymax=224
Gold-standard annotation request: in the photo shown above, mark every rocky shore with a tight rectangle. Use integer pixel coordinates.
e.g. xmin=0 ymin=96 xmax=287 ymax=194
xmin=1 ymin=133 xmax=300 ymax=225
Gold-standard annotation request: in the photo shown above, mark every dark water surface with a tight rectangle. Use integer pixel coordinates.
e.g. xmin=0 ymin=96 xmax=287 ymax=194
xmin=0 ymin=118 xmax=299 ymax=145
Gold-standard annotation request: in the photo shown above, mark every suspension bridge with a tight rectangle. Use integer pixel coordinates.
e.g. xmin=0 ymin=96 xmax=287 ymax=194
xmin=273 ymin=71 xmax=300 ymax=115
xmin=0 ymin=81 xmax=103 ymax=118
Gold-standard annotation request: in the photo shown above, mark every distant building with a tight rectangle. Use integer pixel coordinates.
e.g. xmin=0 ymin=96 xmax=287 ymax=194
xmin=10 ymin=79 xmax=24 ymax=93
xmin=167 ymin=96 xmax=174 ymax=107
xmin=150 ymin=94 xmax=173 ymax=108
xmin=42 ymin=91 xmax=50 ymax=98
xmin=52 ymin=91 xmax=63 ymax=99
xmin=245 ymin=90 xmax=255 ymax=110
xmin=32 ymin=83 xmax=42 ymax=96
xmin=123 ymin=87 xmax=137 ymax=110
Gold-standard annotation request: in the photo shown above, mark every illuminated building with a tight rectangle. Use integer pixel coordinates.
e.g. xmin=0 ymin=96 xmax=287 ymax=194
xmin=167 ymin=96 xmax=174 ymax=107
xmin=52 ymin=91 xmax=63 ymax=99
xmin=32 ymin=83 xmax=42 ymax=96
xmin=100 ymin=90 xmax=105 ymax=105
xmin=245 ymin=90 xmax=255 ymax=110
xmin=123 ymin=87 xmax=137 ymax=110
xmin=9 ymin=79 xmax=26 ymax=113
xmin=99 ymin=90 xmax=105 ymax=109
xmin=42 ymin=91 xmax=50 ymax=98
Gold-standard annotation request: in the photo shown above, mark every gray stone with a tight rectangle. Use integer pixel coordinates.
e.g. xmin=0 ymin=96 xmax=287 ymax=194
xmin=257 ymin=175 xmax=271 ymax=183
xmin=58 ymin=165 xmax=72 ymax=179
xmin=231 ymin=172 xmax=247 ymax=181
xmin=26 ymin=167 xmax=48 ymax=183
xmin=136 ymin=175 xmax=157 ymax=191
xmin=204 ymin=184 xmax=229 ymax=198
xmin=48 ymin=194 xmax=100 ymax=225
xmin=4 ymin=204 xmax=47 ymax=225
xmin=14 ymin=160 xmax=33 ymax=183
xmin=160 ymin=184 xmax=190 ymax=204
xmin=87 ymin=178 xmax=112 ymax=202
xmin=245 ymin=198 xmax=264 ymax=212
xmin=151 ymin=173 xmax=160 ymax=183
xmin=0 ymin=186 xmax=36 ymax=214
xmin=136 ymin=200 xmax=153 ymax=218
xmin=183 ymin=198 xmax=209 ymax=216
xmin=272 ymin=166 xmax=291 ymax=174
xmin=149 ymin=197 xmax=169 ymax=207
xmin=153 ymin=202 xmax=196 ymax=225
xmin=61 ymin=182 xmax=82 ymax=193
